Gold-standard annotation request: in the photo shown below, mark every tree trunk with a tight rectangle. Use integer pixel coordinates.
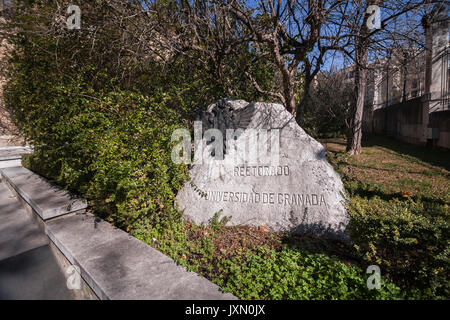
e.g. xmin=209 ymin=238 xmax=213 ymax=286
xmin=347 ymin=0 xmax=378 ymax=155
xmin=296 ymin=94 xmax=308 ymax=124
xmin=281 ymin=69 xmax=296 ymax=114
xmin=296 ymin=76 xmax=313 ymax=124
xmin=347 ymin=65 xmax=367 ymax=155
xmin=284 ymin=87 xmax=296 ymax=114
xmin=268 ymin=38 xmax=297 ymax=114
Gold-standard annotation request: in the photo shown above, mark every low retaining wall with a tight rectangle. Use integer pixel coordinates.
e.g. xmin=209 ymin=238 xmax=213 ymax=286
xmin=0 ymin=166 xmax=236 ymax=300
xmin=372 ymin=97 xmax=450 ymax=149
xmin=429 ymin=109 xmax=450 ymax=149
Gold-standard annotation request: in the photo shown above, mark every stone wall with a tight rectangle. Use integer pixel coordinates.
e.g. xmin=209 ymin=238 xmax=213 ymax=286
xmin=429 ymin=110 xmax=450 ymax=149
xmin=373 ymin=97 xmax=424 ymax=145
xmin=372 ymin=97 xmax=450 ymax=149
xmin=0 ymin=17 xmax=8 ymax=106
xmin=0 ymin=16 xmax=25 ymax=146
xmin=0 ymin=19 xmax=16 ymax=136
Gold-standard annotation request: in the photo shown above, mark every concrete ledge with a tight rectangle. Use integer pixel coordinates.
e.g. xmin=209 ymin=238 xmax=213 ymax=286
xmin=0 ymin=159 xmax=22 ymax=169
xmin=2 ymin=166 xmax=235 ymax=300
xmin=0 ymin=146 xmax=33 ymax=161
xmin=0 ymin=166 xmax=87 ymax=220
xmin=0 ymin=182 xmax=48 ymax=261
xmin=45 ymin=213 xmax=236 ymax=300
xmin=47 ymin=239 xmax=99 ymax=300
xmin=0 ymin=146 xmax=33 ymax=169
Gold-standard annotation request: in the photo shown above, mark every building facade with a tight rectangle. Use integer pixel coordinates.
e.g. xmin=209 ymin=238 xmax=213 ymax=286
xmin=364 ymin=5 xmax=449 ymax=148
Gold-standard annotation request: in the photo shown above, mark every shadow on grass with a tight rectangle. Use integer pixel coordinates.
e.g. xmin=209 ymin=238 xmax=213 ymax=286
xmin=289 ymin=134 xmax=450 ymax=267
xmin=276 ymin=183 xmax=447 ymax=267
xmin=279 ymin=232 xmax=361 ymax=266
xmin=346 ymin=181 xmax=448 ymax=205
xmin=362 ymin=134 xmax=450 ymax=172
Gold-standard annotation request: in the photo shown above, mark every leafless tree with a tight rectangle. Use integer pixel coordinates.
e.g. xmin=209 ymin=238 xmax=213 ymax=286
xmin=324 ymin=0 xmax=441 ymax=154
xmin=223 ymin=0 xmax=352 ymax=115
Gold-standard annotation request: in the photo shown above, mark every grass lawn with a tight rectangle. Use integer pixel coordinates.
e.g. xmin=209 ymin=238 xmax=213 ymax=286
xmin=321 ymin=134 xmax=450 ymax=203
xmin=133 ymin=134 xmax=449 ymax=299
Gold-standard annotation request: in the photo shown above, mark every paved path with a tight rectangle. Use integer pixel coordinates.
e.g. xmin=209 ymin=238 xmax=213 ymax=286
xmin=0 ymin=181 xmax=74 ymax=300
xmin=0 ymin=146 xmax=32 ymax=161
xmin=0 ymin=146 xmax=32 ymax=169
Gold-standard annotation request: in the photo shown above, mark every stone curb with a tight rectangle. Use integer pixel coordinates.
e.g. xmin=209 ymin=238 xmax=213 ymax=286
xmin=0 ymin=146 xmax=33 ymax=168
xmin=0 ymin=166 xmax=87 ymax=220
xmin=0 ymin=166 xmax=236 ymax=300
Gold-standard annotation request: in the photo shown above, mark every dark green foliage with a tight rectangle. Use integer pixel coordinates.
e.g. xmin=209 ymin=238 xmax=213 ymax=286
xmin=19 ymin=84 xmax=189 ymax=229
xmin=4 ymin=0 xmax=275 ymax=228
xmin=4 ymin=9 xmax=189 ymax=228
xmin=133 ymin=220 xmax=404 ymax=300
xmin=348 ymin=196 xmax=450 ymax=299
xmin=209 ymin=210 xmax=232 ymax=232
xmin=214 ymin=248 xmax=404 ymax=300
xmin=300 ymin=73 xmax=353 ymax=139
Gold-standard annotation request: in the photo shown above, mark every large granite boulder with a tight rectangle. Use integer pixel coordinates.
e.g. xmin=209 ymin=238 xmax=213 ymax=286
xmin=176 ymin=99 xmax=349 ymax=238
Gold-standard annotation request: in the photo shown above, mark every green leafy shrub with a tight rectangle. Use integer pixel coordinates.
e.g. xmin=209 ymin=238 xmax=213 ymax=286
xmin=133 ymin=220 xmax=404 ymax=300
xmin=4 ymin=0 xmax=278 ymax=228
xmin=214 ymin=247 xmax=403 ymax=300
xmin=20 ymin=85 xmax=189 ymax=229
xmin=348 ymin=196 xmax=450 ymax=298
